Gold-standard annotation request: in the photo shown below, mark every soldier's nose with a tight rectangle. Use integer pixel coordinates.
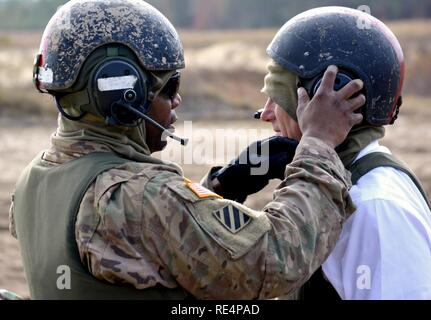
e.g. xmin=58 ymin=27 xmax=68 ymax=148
xmin=261 ymin=98 xmax=276 ymax=122
xmin=172 ymin=93 xmax=182 ymax=110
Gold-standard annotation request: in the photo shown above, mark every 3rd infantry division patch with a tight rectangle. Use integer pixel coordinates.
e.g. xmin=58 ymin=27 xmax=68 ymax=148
xmin=213 ymin=205 xmax=251 ymax=234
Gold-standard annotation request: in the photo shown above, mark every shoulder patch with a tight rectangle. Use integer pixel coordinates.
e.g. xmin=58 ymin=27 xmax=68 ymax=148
xmin=185 ymin=180 xmax=223 ymax=199
xmin=189 ymin=199 xmax=271 ymax=260
xmin=213 ymin=205 xmax=251 ymax=233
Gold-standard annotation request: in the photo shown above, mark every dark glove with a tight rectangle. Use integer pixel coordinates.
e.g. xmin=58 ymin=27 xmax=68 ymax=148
xmin=211 ymin=136 xmax=299 ymax=203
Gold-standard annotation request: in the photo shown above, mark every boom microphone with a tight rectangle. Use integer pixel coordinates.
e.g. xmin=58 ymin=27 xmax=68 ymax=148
xmin=120 ymin=103 xmax=189 ymax=146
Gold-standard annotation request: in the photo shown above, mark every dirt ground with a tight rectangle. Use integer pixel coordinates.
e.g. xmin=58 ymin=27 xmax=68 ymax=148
xmin=1 ymin=103 xmax=430 ymax=298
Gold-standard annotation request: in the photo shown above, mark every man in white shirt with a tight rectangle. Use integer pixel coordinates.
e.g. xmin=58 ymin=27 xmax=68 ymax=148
xmin=322 ymin=141 xmax=431 ymax=299
xmin=258 ymin=7 xmax=431 ymax=300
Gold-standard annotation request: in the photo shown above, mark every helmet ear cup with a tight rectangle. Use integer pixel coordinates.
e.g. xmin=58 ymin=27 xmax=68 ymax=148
xmin=312 ymin=72 xmax=354 ymax=97
xmin=299 ymin=70 xmax=356 ymax=99
xmin=90 ymin=58 xmax=151 ymax=125
xmin=298 ymin=70 xmax=365 ymax=122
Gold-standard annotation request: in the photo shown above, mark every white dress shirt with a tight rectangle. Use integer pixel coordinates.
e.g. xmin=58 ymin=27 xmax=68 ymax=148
xmin=322 ymin=141 xmax=431 ymax=300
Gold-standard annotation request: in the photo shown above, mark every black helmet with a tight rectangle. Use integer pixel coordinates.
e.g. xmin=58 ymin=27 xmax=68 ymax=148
xmin=33 ymin=0 xmax=185 ymax=92
xmin=267 ymin=6 xmax=405 ymax=126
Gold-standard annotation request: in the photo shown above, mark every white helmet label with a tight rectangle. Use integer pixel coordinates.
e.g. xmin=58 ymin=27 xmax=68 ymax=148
xmin=97 ymin=75 xmax=138 ymax=92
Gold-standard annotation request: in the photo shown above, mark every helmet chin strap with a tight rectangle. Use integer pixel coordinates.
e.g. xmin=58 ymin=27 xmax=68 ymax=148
xmin=55 ymin=96 xmax=87 ymax=121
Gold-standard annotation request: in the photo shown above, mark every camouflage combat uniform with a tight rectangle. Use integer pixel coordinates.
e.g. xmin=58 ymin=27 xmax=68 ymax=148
xmin=10 ymin=135 xmax=354 ymax=299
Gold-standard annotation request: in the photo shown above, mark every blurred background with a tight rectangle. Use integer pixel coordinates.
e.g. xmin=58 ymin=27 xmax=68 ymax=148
xmin=1 ymin=0 xmax=431 ymax=298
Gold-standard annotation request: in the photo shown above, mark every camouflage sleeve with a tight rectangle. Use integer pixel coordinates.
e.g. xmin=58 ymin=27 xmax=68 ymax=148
xmin=139 ymin=136 xmax=355 ymax=299
xmin=9 ymin=193 xmax=17 ymax=239
xmin=259 ymin=136 xmax=355 ymax=297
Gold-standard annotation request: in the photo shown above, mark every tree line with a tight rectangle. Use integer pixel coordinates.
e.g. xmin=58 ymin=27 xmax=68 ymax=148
xmin=0 ymin=0 xmax=430 ymax=30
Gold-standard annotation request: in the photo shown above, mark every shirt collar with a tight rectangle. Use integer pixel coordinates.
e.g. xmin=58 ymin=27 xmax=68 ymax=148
xmin=353 ymin=140 xmax=392 ymax=164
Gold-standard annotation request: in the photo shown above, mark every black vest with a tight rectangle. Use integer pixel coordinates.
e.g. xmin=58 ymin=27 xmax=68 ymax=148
xmin=299 ymin=152 xmax=431 ymax=300
xmin=13 ymin=152 xmax=190 ymax=300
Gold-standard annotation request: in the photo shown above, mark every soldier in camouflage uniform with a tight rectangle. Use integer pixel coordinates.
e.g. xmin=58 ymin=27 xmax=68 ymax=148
xmin=9 ymin=0 xmax=365 ymax=299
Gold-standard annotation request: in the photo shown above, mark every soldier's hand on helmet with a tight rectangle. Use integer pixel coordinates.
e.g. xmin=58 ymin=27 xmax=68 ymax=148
xmin=211 ymin=136 xmax=299 ymax=203
xmin=297 ymin=65 xmax=365 ymax=149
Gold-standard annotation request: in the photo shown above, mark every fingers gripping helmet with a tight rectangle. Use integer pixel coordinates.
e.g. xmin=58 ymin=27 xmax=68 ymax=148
xmin=33 ymin=0 xmax=185 ymax=124
xmin=267 ymin=6 xmax=405 ymax=126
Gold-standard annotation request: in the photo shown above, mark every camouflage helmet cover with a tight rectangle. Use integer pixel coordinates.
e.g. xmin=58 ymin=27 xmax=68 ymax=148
xmin=267 ymin=6 xmax=405 ymax=126
xmin=34 ymin=0 xmax=185 ymax=92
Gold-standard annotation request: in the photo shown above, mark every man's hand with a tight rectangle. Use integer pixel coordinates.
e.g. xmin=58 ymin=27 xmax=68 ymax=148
xmin=297 ymin=65 xmax=365 ymax=149
xmin=211 ymin=136 xmax=299 ymax=203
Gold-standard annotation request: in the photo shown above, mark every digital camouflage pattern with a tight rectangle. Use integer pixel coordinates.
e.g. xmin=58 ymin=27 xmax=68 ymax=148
xmin=10 ymin=135 xmax=355 ymax=299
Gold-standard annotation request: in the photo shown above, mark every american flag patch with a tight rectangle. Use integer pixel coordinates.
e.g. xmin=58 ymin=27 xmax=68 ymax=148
xmin=186 ymin=181 xmax=222 ymax=199
xmin=213 ymin=205 xmax=252 ymax=233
